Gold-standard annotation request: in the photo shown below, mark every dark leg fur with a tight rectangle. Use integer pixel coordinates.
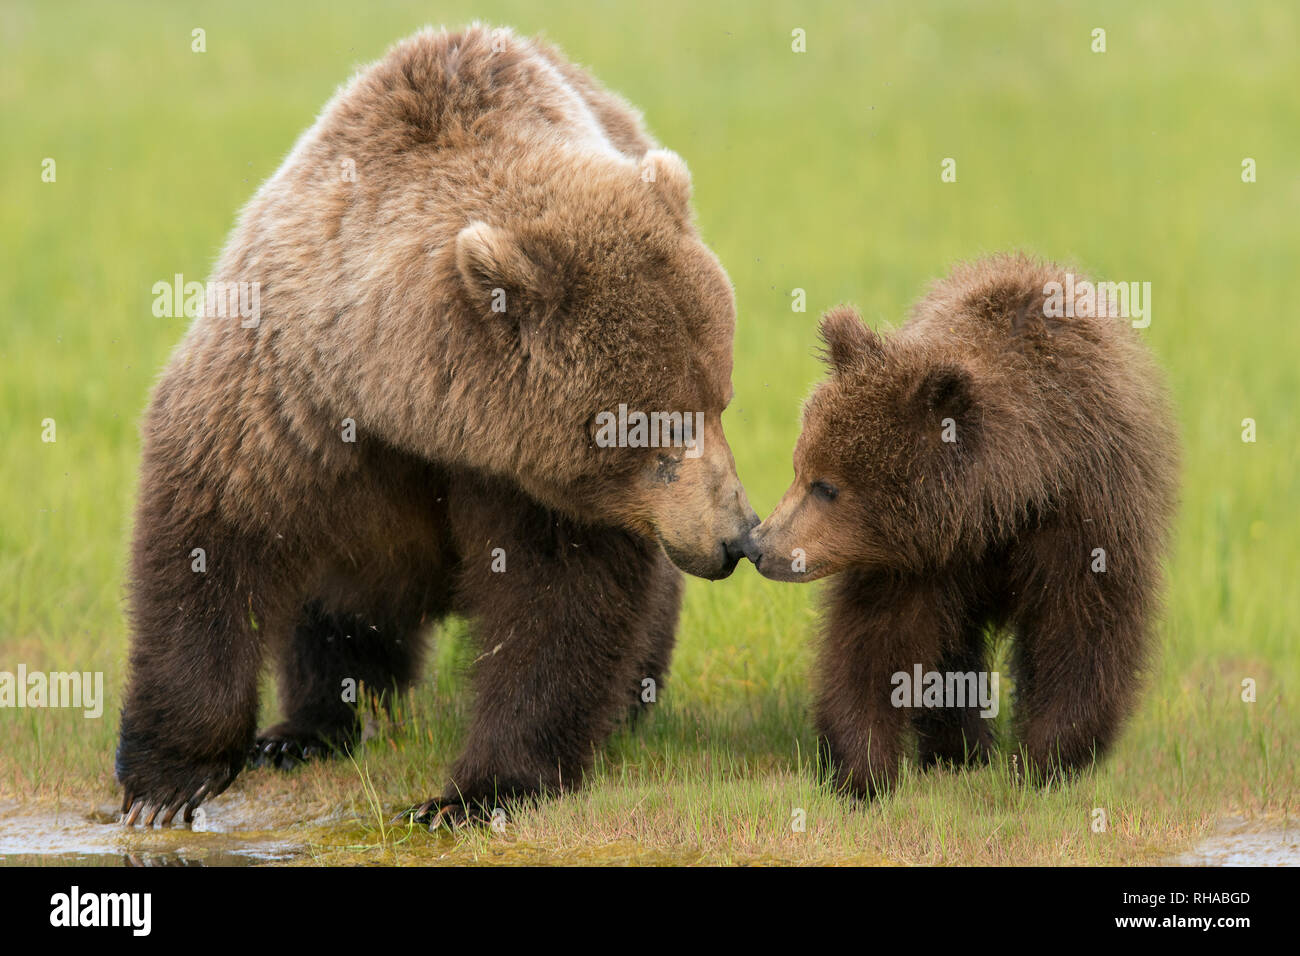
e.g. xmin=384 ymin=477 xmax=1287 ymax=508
xmin=1006 ymin=516 xmax=1154 ymax=782
xmin=252 ymin=600 xmax=431 ymax=768
xmin=253 ymin=460 xmax=455 ymax=770
xmin=117 ymin=500 xmax=295 ymax=827
xmin=815 ymin=571 xmax=972 ymax=799
xmin=625 ymin=555 xmax=682 ymax=724
xmin=119 ymin=438 xmax=452 ymax=823
xmin=411 ymin=472 xmax=673 ymax=824
xmin=911 ymin=621 xmax=995 ymax=769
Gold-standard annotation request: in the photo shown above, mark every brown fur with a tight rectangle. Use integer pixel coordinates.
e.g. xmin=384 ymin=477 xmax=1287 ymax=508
xmin=748 ymin=254 xmax=1179 ymax=796
xmin=117 ymin=25 xmax=756 ymax=826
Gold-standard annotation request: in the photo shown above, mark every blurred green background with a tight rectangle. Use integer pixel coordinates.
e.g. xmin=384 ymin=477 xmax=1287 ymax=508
xmin=1 ymin=1 xmax=1295 ymax=863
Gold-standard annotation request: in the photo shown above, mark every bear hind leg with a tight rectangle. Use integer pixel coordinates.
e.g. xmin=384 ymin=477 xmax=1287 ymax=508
xmin=1008 ymin=527 xmax=1154 ymax=783
xmin=254 ymin=588 xmax=444 ymax=769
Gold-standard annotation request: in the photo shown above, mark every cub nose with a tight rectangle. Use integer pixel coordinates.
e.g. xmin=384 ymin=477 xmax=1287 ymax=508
xmin=741 ymin=530 xmax=763 ymax=567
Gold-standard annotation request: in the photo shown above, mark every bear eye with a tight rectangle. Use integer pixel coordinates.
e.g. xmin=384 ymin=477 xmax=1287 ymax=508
xmin=810 ymin=480 xmax=839 ymax=502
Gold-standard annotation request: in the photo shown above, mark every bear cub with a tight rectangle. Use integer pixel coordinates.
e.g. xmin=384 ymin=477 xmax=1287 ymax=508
xmin=747 ymin=254 xmax=1178 ymax=797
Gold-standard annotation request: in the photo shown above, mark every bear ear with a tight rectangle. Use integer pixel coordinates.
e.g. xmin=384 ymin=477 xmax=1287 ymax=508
xmin=818 ymin=306 xmax=881 ymax=374
xmin=911 ymin=365 xmax=976 ymax=423
xmin=640 ymin=148 xmax=692 ymax=218
xmin=455 ymin=221 xmax=561 ymax=316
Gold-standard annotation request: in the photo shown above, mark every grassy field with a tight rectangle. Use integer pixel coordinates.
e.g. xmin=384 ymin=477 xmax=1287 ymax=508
xmin=1 ymin=0 xmax=1296 ymax=864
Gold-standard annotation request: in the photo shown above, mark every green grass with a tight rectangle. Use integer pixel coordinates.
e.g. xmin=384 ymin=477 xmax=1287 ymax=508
xmin=1 ymin=0 xmax=1296 ymax=864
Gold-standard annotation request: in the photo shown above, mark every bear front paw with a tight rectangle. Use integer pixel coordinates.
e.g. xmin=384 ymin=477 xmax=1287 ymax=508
xmin=118 ymin=758 xmax=240 ymax=828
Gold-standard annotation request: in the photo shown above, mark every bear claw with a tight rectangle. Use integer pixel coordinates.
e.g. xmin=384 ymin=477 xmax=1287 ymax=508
xmin=248 ymin=734 xmax=332 ymax=770
xmin=395 ymin=798 xmax=489 ymax=830
xmin=121 ymin=779 xmax=213 ymax=828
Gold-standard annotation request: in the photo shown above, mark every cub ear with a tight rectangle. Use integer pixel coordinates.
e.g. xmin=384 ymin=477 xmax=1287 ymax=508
xmin=455 ymin=221 xmax=561 ymax=315
xmin=818 ymin=306 xmax=881 ymax=374
xmin=912 ymin=365 xmax=976 ymax=424
xmin=640 ymin=148 xmax=692 ymax=218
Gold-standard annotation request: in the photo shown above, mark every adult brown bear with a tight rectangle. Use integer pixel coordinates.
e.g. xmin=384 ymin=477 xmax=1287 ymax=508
xmin=118 ymin=25 xmax=757 ymax=827
xmin=747 ymin=255 xmax=1178 ymax=798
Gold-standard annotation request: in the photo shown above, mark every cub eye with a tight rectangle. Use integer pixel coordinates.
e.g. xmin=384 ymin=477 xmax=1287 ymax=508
xmin=810 ymin=480 xmax=839 ymax=502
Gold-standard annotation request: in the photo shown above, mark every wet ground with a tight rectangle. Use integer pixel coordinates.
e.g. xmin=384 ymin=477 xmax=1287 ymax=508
xmin=1171 ymin=815 xmax=1300 ymax=866
xmin=0 ymin=797 xmax=307 ymax=866
xmin=0 ymin=800 xmax=1295 ymax=866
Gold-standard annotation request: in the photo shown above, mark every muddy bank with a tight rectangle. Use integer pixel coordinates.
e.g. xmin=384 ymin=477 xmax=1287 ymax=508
xmin=1 ymin=800 xmax=1294 ymax=866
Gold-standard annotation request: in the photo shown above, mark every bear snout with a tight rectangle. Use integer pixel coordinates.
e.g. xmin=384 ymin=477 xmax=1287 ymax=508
xmin=743 ymin=522 xmax=786 ymax=577
xmin=740 ymin=525 xmax=766 ymax=570
xmin=722 ymin=513 xmax=759 ymax=571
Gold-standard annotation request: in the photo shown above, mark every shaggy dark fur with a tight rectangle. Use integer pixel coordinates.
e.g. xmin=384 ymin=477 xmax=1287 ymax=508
xmin=748 ymin=254 xmax=1179 ymax=797
xmin=117 ymin=25 xmax=754 ymax=827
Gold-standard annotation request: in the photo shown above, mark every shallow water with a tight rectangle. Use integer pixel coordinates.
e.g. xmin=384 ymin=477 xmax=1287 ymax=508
xmin=1171 ymin=815 xmax=1299 ymax=866
xmin=0 ymin=800 xmax=1294 ymax=866
xmin=0 ymin=798 xmax=306 ymax=866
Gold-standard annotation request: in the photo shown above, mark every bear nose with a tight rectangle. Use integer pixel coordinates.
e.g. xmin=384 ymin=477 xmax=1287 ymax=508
xmin=727 ymin=514 xmax=760 ymax=566
xmin=740 ymin=527 xmax=764 ymax=568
